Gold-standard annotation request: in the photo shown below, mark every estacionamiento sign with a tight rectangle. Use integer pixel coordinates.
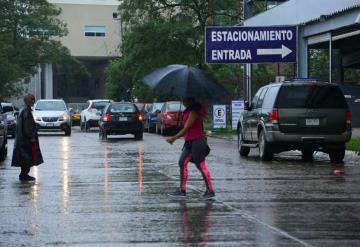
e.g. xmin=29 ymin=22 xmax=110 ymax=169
xmin=205 ymin=26 xmax=297 ymax=64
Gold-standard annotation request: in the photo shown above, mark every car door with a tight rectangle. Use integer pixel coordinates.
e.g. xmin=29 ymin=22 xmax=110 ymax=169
xmin=0 ymin=104 xmax=5 ymax=145
xmin=251 ymin=87 xmax=268 ymax=142
xmin=243 ymin=89 xmax=262 ymax=141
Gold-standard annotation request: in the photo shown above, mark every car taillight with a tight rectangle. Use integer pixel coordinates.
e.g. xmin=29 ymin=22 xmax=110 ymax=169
xmin=136 ymin=113 xmax=143 ymax=121
xmin=103 ymin=113 xmax=112 ymax=122
xmin=269 ymin=109 xmax=279 ymax=124
xmin=346 ymin=111 xmax=351 ymax=124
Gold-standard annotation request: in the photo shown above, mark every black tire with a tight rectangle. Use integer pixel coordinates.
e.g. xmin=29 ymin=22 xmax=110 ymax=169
xmin=302 ymin=150 xmax=314 ymax=162
xmin=135 ymin=131 xmax=143 ymax=140
xmin=85 ymin=121 xmax=90 ymax=132
xmin=80 ymin=120 xmax=85 ymax=131
xmin=99 ymin=129 xmax=107 ymax=140
xmin=0 ymin=138 xmax=7 ymax=162
xmin=238 ymin=128 xmax=250 ymax=156
xmin=65 ymin=126 xmax=71 ymax=136
xmin=258 ymin=129 xmax=273 ymax=161
xmin=160 ymin=124 xmax=167 ymax=136
xmin=329 ymin=145 xmax=345 ymax=163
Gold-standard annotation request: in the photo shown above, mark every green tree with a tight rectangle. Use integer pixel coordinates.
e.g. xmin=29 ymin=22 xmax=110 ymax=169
xmin=105 ymin=0 xmax=243 ymax=101
xmin=0 ymin=0 xmax=84 ymax=98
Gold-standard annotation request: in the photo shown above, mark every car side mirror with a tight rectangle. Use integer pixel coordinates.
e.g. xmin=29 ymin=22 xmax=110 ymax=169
xmin=244 ymin=101 xmax=251 ymax=111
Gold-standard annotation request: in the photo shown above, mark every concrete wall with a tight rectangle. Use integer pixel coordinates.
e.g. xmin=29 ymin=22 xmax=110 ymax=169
xmin=53 ymin=3 xmax=121 ymax=58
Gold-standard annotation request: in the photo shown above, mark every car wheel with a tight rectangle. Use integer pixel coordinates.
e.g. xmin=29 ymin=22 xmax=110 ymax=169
xmin=85 ymin=121 xmax=90 ymax=132
xmin=135 ymin=131 xmax=143 ymax=140
xmin=238 ymin=128 xmax=250 ymax=156
xmin=160 ymin=124 xmax=167 ymax=136
xmin=329 ymin=145 xmax=345 ymax=163
xmin=65 ymin=128 xmax=71 ymax=136
xmin=258 ymin=129 xmax=273 ymax=161
xmin=302 ymin=149 xmax=314 ymax=162
xmin=99 ymin=129 xmax=107 ymax=140
xmin=0 ymin=138 xmax=7 ymax=162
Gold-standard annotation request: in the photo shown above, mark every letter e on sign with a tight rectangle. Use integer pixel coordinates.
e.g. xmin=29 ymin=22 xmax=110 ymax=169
xmin=214 ymin=108 xmax=225 ymax=118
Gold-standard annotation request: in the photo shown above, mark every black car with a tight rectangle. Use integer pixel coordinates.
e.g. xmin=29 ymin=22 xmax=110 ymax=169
xmin=0 ymin=103 xmax=8 ymax=162
xmin=99 ymin=102 xmax=144 ymax=140
xmin=1 ymin=102 xmax=17 ymax=138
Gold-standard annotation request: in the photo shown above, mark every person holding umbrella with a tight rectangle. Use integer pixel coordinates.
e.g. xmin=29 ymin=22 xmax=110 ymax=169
xmin=143 ymin=64 xmax=228 ymax=199
xmin=166 ymin=97 xmax=215 ymax=199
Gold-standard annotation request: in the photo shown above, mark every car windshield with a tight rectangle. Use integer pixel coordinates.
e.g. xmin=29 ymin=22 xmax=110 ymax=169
xmin=167 ymin=103 xmax=185 ymax=111
xmin=2 ymin=106 xmax=14 ymax=113
xmin=110 ymin=104 xmax=136 ymax=113
xmin=276 ymin=84 xmax=348 ymax=109
xmin=92 ymin=102 xmax=109 ymax=110
xmin=151 ymin=103 xmax=164 ymax=112
xmin=35 ymin=101 xmax=66 ymax=111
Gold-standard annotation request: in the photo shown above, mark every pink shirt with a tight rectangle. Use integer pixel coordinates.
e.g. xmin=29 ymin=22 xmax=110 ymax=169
xmin=183 ymin=102 xmax=206 ymax=141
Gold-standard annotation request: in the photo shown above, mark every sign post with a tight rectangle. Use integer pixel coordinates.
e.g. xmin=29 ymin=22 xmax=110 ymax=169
xmin=205 ymin=26 xmax=297 ymax=64
xmin=231 ymin=100 xmax=245 ymax=130
xmin=213 ymin=105 xmax=227 ymax=129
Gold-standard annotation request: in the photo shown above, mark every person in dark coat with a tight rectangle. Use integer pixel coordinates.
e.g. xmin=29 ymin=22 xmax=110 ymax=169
xmin=11 ymin=94 xmax=43 ymax=181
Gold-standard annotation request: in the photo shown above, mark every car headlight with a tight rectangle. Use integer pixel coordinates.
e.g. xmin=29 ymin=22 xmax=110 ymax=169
xmin=33 ymin=115 xmax=41 ymax=121
xmin=59 ymin=114 xmax=69 ymax=121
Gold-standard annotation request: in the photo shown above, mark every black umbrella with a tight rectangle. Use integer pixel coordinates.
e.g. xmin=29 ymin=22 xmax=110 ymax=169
xmin=142 ymin=64 xmax=228 ymax=99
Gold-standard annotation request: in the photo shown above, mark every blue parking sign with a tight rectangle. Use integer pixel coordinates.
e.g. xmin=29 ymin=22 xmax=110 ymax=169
xmin=206 ymin=26 xmax=297 ymax=64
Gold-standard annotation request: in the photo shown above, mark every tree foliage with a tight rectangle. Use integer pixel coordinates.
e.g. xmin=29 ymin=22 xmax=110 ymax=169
xmin=0 ymin=0 xmax=84 ymax=98
xmin=105 ymin=0 xmax=243 ymax=101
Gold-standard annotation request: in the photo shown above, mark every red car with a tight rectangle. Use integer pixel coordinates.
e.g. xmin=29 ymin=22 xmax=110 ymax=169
xmin=156 ymin=101 xmax=185 ymax=135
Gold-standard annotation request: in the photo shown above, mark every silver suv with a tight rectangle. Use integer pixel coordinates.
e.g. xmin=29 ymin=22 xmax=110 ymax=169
xmin=33 ymin=99 xmax=72 ymax=136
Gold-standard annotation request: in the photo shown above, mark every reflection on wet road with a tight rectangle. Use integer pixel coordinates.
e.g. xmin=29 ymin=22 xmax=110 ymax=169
xmin=0 ymin=128 xmax=360 ymax=246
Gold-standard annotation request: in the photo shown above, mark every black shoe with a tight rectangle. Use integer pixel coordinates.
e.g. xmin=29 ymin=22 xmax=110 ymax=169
xmin=19 ymin=175 xmax=36 ymax=182
xmin=202 ymin=191 xmax=215 ymax=200
xmin=168 ymin=189 xmax=186 ymax=198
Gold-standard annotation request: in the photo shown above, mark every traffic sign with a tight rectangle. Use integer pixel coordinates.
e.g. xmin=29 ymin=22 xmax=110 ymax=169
xmin=205 ymin=26 xmax=297 ymax=64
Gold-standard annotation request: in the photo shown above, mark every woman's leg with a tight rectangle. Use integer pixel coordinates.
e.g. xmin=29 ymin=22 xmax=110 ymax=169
xmin=191 ymin=138 xmax=215 ymax=193
xmin=178 ymin=148 xmax=192 ymax=193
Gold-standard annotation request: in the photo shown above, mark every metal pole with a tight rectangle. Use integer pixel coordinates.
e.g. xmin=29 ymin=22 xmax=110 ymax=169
xmin=329 ymin=35 xmax=332 ymax=83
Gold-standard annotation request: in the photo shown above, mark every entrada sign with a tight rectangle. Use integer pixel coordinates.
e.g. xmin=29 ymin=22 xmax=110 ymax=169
xmin=205 ymin=26 xmax=297 ymax=64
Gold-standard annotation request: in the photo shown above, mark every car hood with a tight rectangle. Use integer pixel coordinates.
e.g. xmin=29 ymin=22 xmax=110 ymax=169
xmin=33 ymin=110 xmax=68 ymax=117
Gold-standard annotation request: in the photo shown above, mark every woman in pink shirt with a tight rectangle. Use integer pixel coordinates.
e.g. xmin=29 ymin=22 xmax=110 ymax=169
xmin=166 ymin=97 xmax=215 ymax=199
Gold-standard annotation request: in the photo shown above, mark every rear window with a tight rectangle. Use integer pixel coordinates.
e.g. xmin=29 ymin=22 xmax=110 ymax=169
xmin=167 ymin=103 xmax=185 ymax=111
xmin=2 ymin=106 xmax=14 ymax=113
xmin=35 ymin=101 xmax=66 ymax=111
xmin=109 ymin=104 xmax=136 ymax=113
xmin=92 ymin=102 xmax=110 ymax=110
xmin=151 ymin=103 xmax=164 ymax=112
xmin=276 ymin=84 xmax=348 ymax=109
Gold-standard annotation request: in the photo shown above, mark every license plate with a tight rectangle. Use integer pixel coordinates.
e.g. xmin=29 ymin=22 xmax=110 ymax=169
xmin=306 ymin=118 xmax=319 ymax=126
xmin=46 ymin=123 xmax=54 ymax=127
xmin=119 ymin=117 xmax=128 ymax=121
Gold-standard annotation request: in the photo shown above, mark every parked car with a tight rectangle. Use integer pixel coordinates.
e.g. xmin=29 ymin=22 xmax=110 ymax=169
xmin=156 ymin=101 xmax=185 ymax=135
xmin=0 ymin=103 xmax=8 ymax=162
xmin=1 ymin=102 xmax=17 ymax=138
xmin=68 ymin=103 xmax=87 ymax=126
xmin=237 ymin=80 xmax=352 ymax=162
xmin=99 ymin=102 xmax=144 ymax=140
xmin=33 ymin=99 xmax=72 ymax=136
xmin=144 ymin=102 xmax=164 ymax=133
xmin=80 ymin=99 xmax=112 ymax=132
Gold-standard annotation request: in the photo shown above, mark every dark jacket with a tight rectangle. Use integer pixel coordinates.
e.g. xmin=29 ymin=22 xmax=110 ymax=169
xmin=11 ymin=106 xmax=43 ymax=167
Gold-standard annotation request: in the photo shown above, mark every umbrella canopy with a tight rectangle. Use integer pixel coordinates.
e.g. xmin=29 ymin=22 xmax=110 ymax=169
xmin=142 ymin=64 xmax=228 ymax=99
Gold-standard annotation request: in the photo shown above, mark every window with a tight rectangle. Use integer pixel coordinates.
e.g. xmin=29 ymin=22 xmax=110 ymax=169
xmin=251 ymin=88 xmax=264 ymax=108
xmin=256 ymin=88 xmax=268 ymax=109
xmin=275 ymin=85 xmax=348 ymax=109
xmin=262 ymin=86 xmax=280 ymax=109
xmin=84 ymin=26 xmax=106 ymax=37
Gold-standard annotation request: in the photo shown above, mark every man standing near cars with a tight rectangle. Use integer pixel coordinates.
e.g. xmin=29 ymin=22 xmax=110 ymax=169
xmin=11 ymin=94 xmax=43 ymax=181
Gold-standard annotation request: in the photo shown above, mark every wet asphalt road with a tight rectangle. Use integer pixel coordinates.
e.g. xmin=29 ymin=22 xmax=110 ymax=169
xmin=1 ymin=127 xmax=360 ymax=247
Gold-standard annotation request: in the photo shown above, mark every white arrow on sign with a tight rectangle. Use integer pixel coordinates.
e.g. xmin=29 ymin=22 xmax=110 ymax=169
xmin=257 ymin=45 xmax=292 ymax=58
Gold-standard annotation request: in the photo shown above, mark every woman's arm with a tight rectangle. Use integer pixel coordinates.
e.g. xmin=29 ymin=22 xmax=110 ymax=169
xmin=166 ymin=111 xmax=198 ymax=144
